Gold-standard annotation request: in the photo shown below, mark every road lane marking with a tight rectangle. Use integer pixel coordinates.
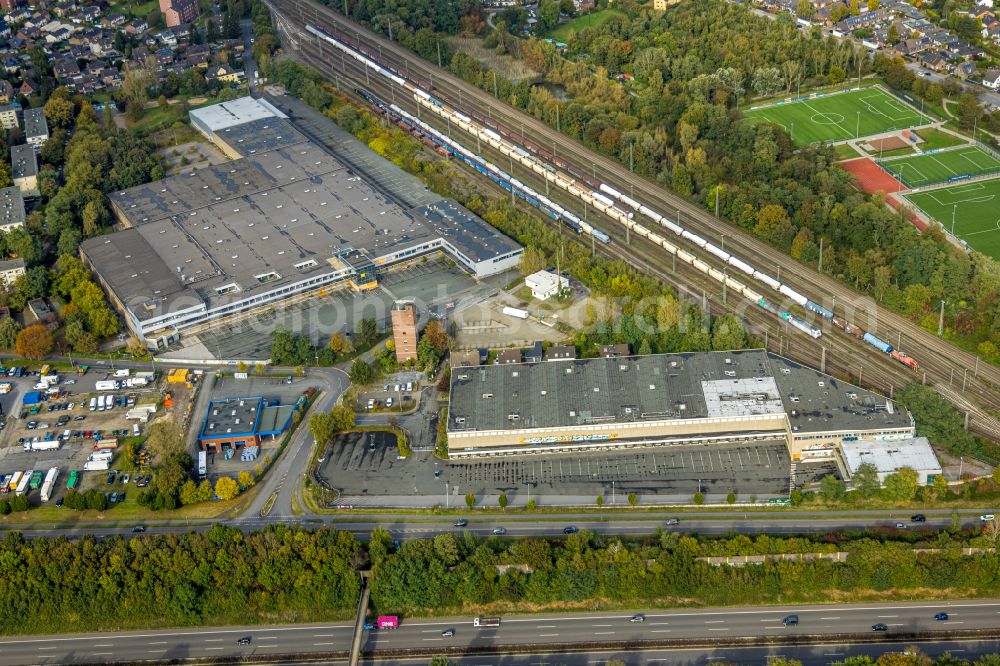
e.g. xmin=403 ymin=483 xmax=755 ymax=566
xmin=592 ymin=624 xmax=613 ymax=627
xmin=593 ymin=632 xmax=615 ymax=635
xmin=421 ymin=630 xmax=442 ymax=633
xmin=258 ymin=645 xmax=277 ymax=648
xmin=314 ymin=642 xmax=336 ymax=646
xmin=313 ymin=634 xmax=335 ymax=638
xmin=877 ymin=615 xmax=899 ymax=618
xmin=705 ymin=620 xmax=726 ymax=624
xmin=38 ymin=647 xmax=57 ymax=650
xmin=820 ymin=617 xmax=841 ymax=620
xmin=91 ymin=653 xmax=112 ymax=656
xmin=259 ymin=636 xmax=277 ymax=640
xmin=765 ymin=626 xmax=785 ymax=629
xmin=149 ymin=642 xmax=168 ymax=645
xmin=650 ymin=630 xmax=671 ymax=633
xmin=422 ymin=638 xmax=443 ymax=641
xmin=538 ymin=634 xmax=559 ymax=637
xmin=537 ymin=625 xmax=557 ymax=629
xmin=204 ymin=639 xmax=224 ymax=642
xmin=708 ymin=628 xmax=730 ymax=631
xmin=204 ymin=647 xmax=225 ymax=651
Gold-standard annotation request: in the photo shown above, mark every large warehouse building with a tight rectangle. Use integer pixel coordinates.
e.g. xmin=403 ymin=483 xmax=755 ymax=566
xmin=447 ymin=349 xmax=916 ymax=462
xmin=82 ymin=97 xmax=522 ymax=349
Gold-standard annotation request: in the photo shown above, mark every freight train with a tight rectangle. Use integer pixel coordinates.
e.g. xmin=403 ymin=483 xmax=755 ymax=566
xmin=305 ymin=23 xmax=919 ymax=370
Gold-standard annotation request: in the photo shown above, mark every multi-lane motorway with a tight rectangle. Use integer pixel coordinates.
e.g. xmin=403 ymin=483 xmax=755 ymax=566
xmin=6 ymin=509 xmax=996 ymax=542
xmin=3 ymin=601 xmax=999 ymax=665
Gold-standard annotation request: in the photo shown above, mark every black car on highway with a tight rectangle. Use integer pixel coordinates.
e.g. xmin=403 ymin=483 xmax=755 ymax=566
xmin=872 ymin=623 xmax=888 ymax=632
xmin=782 ymin=615 xmax=799 ymax=626
xmin=935 ymin=612 xmax=949 ymax=621
xmin=911 ymin=514 xmax=927 ymax=522
xmin=453 ymin=519 xmax=468 ymax=527
xmin=563 ymin=526 xmax=578 ymax=534
xmin=237 ymin=637 xmax=252 ymax=645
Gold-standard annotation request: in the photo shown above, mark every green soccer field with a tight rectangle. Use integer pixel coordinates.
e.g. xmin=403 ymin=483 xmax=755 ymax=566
xmin=743 ymin=88 xmax=931 ymax=144
xmin=904 ymin=178 xmax=1000 ymax=260
xmin=881 ymin=145 xmax=1000 ymax=187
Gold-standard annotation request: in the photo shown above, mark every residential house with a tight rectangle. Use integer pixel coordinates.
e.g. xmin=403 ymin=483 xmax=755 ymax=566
xmin=543 ymin=344 xmax=577 ymax=361
xmin=10 ymin=144 xmax=38 ymax=196
xmin=23 ymin=107 xmax=48 ymax=149
xmin=955 ymin=61 xmax=977 ymax=78
xmin=0 ymin=80 xmax=13 ymax=104
xmin=599 ymin=344 xmax=631 ymax=358
xmin=0 ymin=103 xmax=18 ymax=130
xmin=0 ymin=259 xmax=26 ymax=289
xmin=0 ymin=186 xmax=25 ymax=233
xmin=984 ymin=68 xmax=1000 ymax=89
xmin=496 ymin=349 xmax=522 ymax=364
xmin=18 ymin=78 xmax=36 ymax=96
xmin=205 ymin=63 xmax=240 ymax=84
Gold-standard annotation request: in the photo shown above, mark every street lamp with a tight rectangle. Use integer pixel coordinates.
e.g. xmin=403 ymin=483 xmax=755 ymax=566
xmin=856 ymin=111 xmax=861 ymax=139
xmin=951 ymin=204 xmax=957 ymax=236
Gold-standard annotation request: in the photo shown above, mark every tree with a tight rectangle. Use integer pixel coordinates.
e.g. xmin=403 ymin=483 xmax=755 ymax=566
xmin=520 ymin=245 xmax=546 ymax=275
xmin=44 ymin=91 xmax=76 ymax=129
xmin=957 ymin=92 xmax=981 ymax=131
xmin=726 ymin=491 xmax=736 ymax=504
xmin=179 ymin=479 xmax=200 ymax=505
xmin=882 ymin=466 xmax=919 ymax=501
xmin=310 ymin=411 xmax=337 ymax=444
xmin=820 ymin=475 xmax=847 ymax=503
xmin=852 ymin=463 xmax=881 ymax=497
xmin=422 ymin=320 xmax=449 ymax=353
xmin=796 ymin=0 xmax=813 ymax=18
xmin=328 ymin=332 xmax=354 ymax=355
xmin=465 ymin=492 xmax=475 ymax=509
xmin=498 ymin=492 xmax=508 ymax=510
xmin=15 ymin=324 xmax=52 ymax=360
xmin=356 ymin=318 xmax=378 ymax=349
xmin=330 ymin=405 xmax=356 ymax=433
xmin=628 ymin=492 xmax=638 ymax=507
xmin=238 ymin=470 xmax=255 ymax=488
xmin=596 ymin=495 xmax=604 ymax=507
xmin=0 ymin=317 xmax=20 ymax=349
xmin=215 ymin=476 xmax=240 ymax=500
xmin=694 ymin=491 xmax=705 ymax=505
xmin=349 ymin=359 xmax=374 ymax=385
xmin=122 ymin=61 xmax=156 ymax=121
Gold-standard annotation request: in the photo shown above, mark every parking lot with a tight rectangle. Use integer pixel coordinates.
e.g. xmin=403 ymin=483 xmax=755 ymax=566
xmin=318 ymin=439 xmax=792 ymax=504
xmin=356 ymin=373 xmax=423 ymax=413
xmin=0 ymin=365 xmax=165 ymax=507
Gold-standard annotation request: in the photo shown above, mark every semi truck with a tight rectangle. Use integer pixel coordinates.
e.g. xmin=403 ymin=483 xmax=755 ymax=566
xmin=89 ymin=450 xmax=113 ymax=461
xmin=126 ymin=377 xmax=148 ymax=388
xmin=23 ymin=440 xmax=60 ymax=452
xmin=15 ymin=471 xmax=32 ymax=495
xmin=95 ymin=380 xmax=119 ymax=392
xmin=473 ymin=617 xmax=501 ymax=628
xmin=40 ymin=468 xmax=59 ymax=502
xmin=7 ymin=472 xmax=22 ymax=494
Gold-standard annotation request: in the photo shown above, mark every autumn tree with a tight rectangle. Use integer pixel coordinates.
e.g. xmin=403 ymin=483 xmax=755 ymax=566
xmin=15 ymin=324 xmax=53 ymax=360
xmin=215 ymin=476 xmax=240 ymax=500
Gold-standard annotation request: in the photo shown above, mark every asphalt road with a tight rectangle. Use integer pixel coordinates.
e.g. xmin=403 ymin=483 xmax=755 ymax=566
xmin=2 ymin=601 xmax=998 ymax=665
xmin=4 ymin=510 xmax=996 ymax=542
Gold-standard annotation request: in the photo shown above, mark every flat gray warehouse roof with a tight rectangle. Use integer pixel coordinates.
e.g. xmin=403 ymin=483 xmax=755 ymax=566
xmin=448 ymin=350 xmax=912 ymax=435
xmin=213 ymin=117 xmax=307 ymax=157
xmin=189 ymin=96 xmax=286 ymax=132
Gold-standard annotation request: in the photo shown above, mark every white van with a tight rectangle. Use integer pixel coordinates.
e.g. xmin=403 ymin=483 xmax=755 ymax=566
xmin=89 ymin=397 xmax=97 ymax=411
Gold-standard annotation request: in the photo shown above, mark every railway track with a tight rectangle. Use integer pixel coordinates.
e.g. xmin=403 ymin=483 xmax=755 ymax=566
xmin=270 ymin=0 xmax=1000 ymax=440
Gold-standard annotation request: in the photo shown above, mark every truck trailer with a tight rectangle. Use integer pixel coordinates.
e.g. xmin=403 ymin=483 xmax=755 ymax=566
xmin=24 ymin=440 xmax=60 ymax=452
xmin=40 ymin=468 xmax=59 ymax=502
xmin=83 ymin=459 xmax=110 ymax=471
xmin=15 ymin=471 xmax=32 ymax=495
xmin=198 ymin=450 xmax=207 ymax=479
xmin=95 ymin=380 xmax=119 ymax=392
xmin=501 ymin=306 xmax=529 ymax=320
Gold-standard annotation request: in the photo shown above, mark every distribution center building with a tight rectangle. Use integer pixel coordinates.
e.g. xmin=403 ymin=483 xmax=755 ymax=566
xmin=197 ymin=396 xmax=295 ymax=452
xmin=447 ymin=349 xmax=916 ymax=462
xmin=81 ymin=97 xmax=522 ymax=349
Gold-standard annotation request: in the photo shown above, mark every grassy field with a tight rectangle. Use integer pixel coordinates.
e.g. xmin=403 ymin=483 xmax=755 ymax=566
xmin=550 ymin=9 xmax=626 ymax=41
xmin=905 ymin=178 xmax=1000 ymax=259
xmin=882 ymin=145 xmax=1000 ymax=187
xmin=743 ymin=88 xmax=931 ymax=144
xmin=914 ymin=127 xmax=967 ymax=151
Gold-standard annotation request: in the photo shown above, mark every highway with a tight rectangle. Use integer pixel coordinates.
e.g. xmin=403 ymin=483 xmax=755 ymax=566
xmin=5 ymin=509 xmax=996 ymax=541
xmin=2 ymin=600 xmax=999 ymax=665
xmin=268 ymin=0 xmax=1000 ymax=440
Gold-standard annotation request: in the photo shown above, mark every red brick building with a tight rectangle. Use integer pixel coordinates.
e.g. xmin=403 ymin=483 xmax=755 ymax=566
xmin=158 ymin=0 xmax=199 ymax=27
xmin=391 ymin=301 xmax=418 ymax=363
